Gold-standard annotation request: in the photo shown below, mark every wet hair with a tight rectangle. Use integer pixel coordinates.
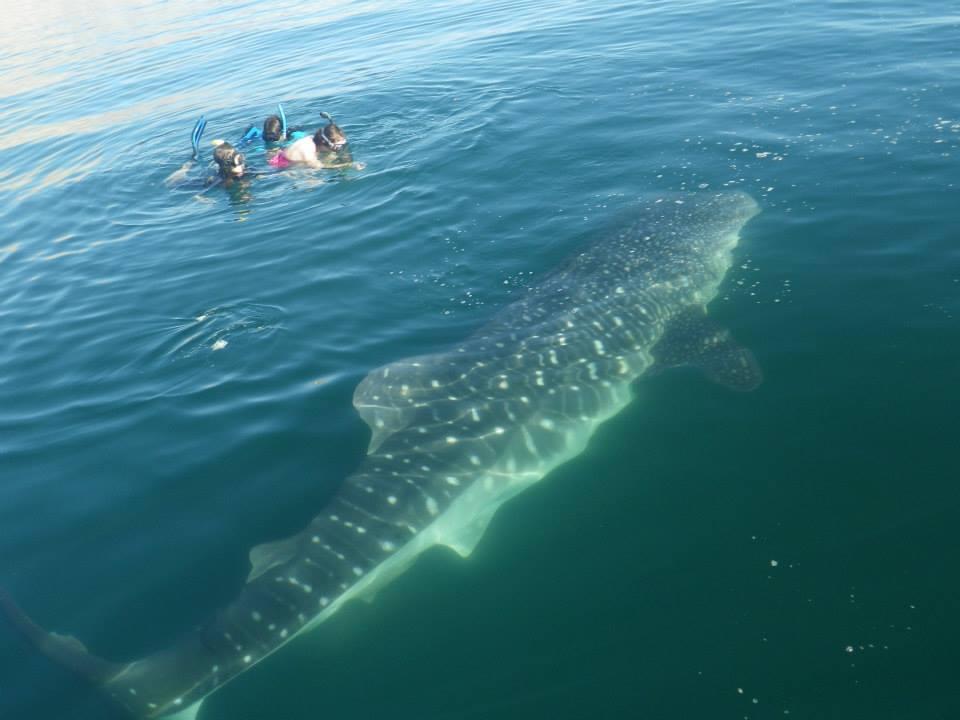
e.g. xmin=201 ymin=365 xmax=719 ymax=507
xmin=263 ymin=115 xmax=283 ymax=142
xmin=213 ymin=142 xmax=245 ymax=177
xmin=314 ymin=122 xmax=347 ymax=151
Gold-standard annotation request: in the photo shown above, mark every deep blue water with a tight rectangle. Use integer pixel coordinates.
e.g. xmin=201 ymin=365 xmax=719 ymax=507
xmin=1 ymin=1 xmax=958 ymax=718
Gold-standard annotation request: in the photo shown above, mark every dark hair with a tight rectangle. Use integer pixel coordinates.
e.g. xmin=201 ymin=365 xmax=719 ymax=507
xmin=213 ymin=142 xmax=245 ymax=177
xmin=314 ymin=122 xmax=346 ymax=150
xmin=263 ymin=115 xmax=283 ymax=142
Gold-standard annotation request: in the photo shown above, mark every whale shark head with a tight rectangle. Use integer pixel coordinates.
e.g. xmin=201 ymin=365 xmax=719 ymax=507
xmin=625 ymin=190 xmax=760 ymax=257
xmin=694 ymin=190 xmax=760 ymax=251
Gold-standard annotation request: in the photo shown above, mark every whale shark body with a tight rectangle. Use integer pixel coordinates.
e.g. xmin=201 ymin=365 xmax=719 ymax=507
xmin=2 ymin=191 xmax=761 ymax=719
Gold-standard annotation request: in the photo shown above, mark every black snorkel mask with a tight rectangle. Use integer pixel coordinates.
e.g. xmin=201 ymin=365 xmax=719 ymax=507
xmin=219 ymin=149 xmax=245 ymax=176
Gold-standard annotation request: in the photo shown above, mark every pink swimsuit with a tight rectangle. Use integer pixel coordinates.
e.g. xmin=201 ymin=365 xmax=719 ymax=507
xmin=268 ymin=152 xmax=291 ymax=168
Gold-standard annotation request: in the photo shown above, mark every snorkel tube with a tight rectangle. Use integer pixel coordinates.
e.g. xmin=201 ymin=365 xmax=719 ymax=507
xmin=277 ymin=103 xmax=287 ymax=138
xmin=191 ymin=116 xmax=207 ymax=160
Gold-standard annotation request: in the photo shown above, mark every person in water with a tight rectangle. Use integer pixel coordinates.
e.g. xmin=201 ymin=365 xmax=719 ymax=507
xmin=239 ymin=104 xmax=308 ymax=145
xmin=212 ymin=141 xmax=246 ymax=183
xmin=268 ymin=113 xmax=362 ymax=170
xmin=167 ymin=118 xmax=248 ymax=187
xmin=209 ymin=141 xmax=253 ymax=207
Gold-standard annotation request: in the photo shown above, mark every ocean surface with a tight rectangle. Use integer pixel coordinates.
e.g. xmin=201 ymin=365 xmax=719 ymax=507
xmin=1 ymin=1 xmax=958 ymax=718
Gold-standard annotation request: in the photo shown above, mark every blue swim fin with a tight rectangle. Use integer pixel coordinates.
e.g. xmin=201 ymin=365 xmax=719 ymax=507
xmin=239 ymin=124 xmax=262 ymax=144
xmin=191 ymin=116 xmax=207 ymax=160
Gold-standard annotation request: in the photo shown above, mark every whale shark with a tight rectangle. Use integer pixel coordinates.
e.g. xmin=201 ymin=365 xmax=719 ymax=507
xmin=1 ymin=191 xmax=761 ymax=719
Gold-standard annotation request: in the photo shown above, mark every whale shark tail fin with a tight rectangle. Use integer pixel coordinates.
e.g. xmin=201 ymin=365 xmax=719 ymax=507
xmin=0 ymin=588 xmax=122 ymax=687
xmin=651 ymin=307 xmax=763 ymax=391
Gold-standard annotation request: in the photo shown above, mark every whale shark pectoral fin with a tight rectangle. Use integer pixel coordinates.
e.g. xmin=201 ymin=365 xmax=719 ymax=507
xmin=163 ymin=700 xmax=203 ymax=720
xmin=651 ymin=307 xmax=762 ymax=391
xmin=248 ymin=537 xmax=300 ymax=582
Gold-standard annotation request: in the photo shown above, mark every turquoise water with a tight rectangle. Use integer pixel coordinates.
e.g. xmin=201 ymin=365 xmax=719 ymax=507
xmin=2 ymin=0 xmax=958 ymax=718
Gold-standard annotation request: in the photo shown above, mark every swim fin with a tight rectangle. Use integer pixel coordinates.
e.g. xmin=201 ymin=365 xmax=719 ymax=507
xmin=239 ymin=124 xmax=262 ymax=144
xmin=190 ymin=116 xmax=207 ymax=160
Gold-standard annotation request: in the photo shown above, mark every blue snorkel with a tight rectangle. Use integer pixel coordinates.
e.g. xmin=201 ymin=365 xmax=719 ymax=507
xmin=277 ymin=103 xmax=287 ymax=138
xmin=191 ymin=116 xmax=207 ymax=160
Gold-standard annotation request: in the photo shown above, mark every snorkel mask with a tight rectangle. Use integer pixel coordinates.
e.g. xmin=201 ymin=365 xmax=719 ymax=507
xmin=229 ymin=151 xmax=245 ymax=175
xmin=215 ymin=145 xmax=245 ymax=176
xmin=317 ymin=112 xmax=347 ymax=151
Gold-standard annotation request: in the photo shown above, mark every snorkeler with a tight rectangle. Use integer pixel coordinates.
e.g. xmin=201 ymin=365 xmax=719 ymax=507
xmin=211 ymin=141 xmax=246 ymax=185
xmin=238 ymin=104 xmax=309 ymax=145
xmin=165 ymin=117 xmax=250 ymax=192
xmin=267 ymin=112 xmax=361 ymax=169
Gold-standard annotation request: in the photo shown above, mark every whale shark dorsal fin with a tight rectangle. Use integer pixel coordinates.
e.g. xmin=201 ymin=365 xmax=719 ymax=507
xmin=651 ymin=307 xmax=762 ymax=391
xmin=353 ymin=354 xmax=456 ymax=453
xmin=356 ymin=403 xmax=416 ymax=454
xmin=247 ymin=537 xmax=299 ymax=582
